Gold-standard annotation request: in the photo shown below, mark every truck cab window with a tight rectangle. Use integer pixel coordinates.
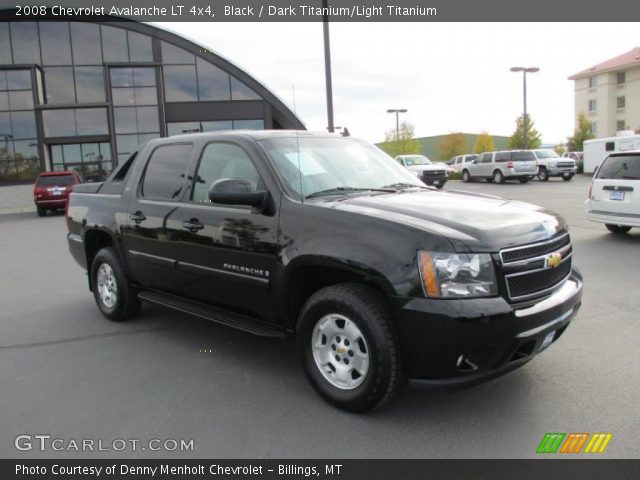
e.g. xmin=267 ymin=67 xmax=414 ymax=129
xmin=192 ymin=142 xmax=263 ymax=203
xmin=140 ymin=144 xmax=193 ymax=200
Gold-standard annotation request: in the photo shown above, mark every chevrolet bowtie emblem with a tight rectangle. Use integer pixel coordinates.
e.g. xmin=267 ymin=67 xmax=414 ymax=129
xmin=546 ymin=252 xmax=562 ymax=268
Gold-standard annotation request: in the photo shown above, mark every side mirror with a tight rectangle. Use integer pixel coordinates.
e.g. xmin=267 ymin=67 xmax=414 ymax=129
xmin=208 ymin=178 xmax=269 ymax=209
xmin=471 ymin=159 xmax=478 ymax=164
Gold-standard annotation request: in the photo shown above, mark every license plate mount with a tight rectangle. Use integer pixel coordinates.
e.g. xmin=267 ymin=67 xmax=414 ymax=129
xmin=609 ymin=190 xmax=625 ymax=201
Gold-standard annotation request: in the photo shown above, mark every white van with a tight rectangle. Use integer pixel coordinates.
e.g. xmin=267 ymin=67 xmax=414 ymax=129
xmin=585 ymin=150 xmax=640 ymax=233
xmin=583 ymin=134 xmax=640 ymax=174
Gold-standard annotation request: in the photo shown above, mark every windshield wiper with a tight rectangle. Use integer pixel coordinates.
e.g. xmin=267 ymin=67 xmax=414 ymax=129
xmin=305 ymin=186 xmax=396 ymax=199
xmin=381 ymin=182 xmax=429 ymax=190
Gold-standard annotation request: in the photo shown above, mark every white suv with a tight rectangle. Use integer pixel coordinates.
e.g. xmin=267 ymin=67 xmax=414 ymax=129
xmin=586 ymin=151 xmax=640 ymax=234
xmin=461 ymin=150 xmax=538 ymax=184
xmin=533 ymin=149 xmax=577 ymax=181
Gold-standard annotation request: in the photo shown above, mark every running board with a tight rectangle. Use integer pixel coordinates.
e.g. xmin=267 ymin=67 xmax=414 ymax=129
xmin=137 ymin=290 xmax=287 ymax=338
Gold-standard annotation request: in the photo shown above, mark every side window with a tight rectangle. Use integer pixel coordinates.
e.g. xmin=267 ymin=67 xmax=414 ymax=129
xmin=141 ymin=144 xmax=193 ymax=200
xmin=192 ymin=142 xmax=263 ymax=203
xmin=481 ymin=153 xmax=492 ymax=163
xmin=495 ymin=152 xmax=510 ymax=163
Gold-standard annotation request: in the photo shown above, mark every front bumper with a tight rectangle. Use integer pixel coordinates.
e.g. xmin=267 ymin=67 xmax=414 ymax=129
xmin=548 ymin=166 xmax=577 ymax=176
xmin=392 ymin=267 xmax=582 ymax=386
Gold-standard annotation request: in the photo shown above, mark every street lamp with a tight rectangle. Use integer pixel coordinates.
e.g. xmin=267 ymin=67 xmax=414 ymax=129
xmin=510 ymin=66 xmax=539 ymax=149
xmin=386 ymin=109 xmax=408 ymax=142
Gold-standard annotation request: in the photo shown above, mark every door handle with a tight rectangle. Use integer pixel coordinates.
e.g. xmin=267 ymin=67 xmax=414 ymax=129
xmin=129 ymin=211 xmax=146 ymax=223
xmin=182 ymin=219 xmax=204 ymax=232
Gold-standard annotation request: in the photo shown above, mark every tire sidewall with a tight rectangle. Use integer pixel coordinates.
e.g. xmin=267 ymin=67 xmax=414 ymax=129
xmin=91 ymin=249 xmax=128 ymax=320
xmin=298 ymin=293 xmax=394 ymax=411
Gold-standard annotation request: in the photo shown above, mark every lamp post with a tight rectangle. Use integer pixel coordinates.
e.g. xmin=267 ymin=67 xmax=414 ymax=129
xmin=0 ymin=133 xmax=16 ymax=178
xmin=510 ymin=67 xmax=539 ymax=149
xmin=322 ymin=0 xmax=334 ymax=133
xmin=386 ymin=109 xmax=407 ymax=143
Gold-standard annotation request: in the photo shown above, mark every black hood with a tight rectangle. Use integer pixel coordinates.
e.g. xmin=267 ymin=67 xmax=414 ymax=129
xmin=313 ymin=189 xmax=567 ymax=252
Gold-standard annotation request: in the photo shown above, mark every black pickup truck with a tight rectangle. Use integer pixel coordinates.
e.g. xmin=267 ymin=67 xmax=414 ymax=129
xmin=67 ymin=131 xmax=583 ymax=412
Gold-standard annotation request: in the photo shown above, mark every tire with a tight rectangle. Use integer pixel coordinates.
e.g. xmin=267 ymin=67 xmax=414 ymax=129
xmin=605 ymin=224 xmax=632 ymax=234
xmin=562 ymin=174 xmax=573 ymax=181
xmin=519 ymin=177 xmax=529 ymax=183
xmin=435 ymin=184 xmax=445 ymax=190
xmin=537 ymin=168 xmax=549 ymax=182
xmin=297 ymin=283 xmax=405 ymax=413
xmin=493 ymin=170 xmax=505 ymax=184
xmin=36 ymin=206 xmax=46 ymax=217
xmin=91 ymin=247 xmax=141 ymax=322
xmin=461 ymin=170 xmax=471 ymax=183
xmin=485 ymin=178 xmax=494 ymax=183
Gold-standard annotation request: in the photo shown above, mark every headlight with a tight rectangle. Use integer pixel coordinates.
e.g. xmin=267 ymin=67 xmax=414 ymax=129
xmin=418 ymin=251 xmax=497 ymax=298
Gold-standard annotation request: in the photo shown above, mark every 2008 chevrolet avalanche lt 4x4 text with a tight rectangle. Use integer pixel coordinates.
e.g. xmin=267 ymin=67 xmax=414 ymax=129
xmin=67 ymin=131 xmax=583 ymax=412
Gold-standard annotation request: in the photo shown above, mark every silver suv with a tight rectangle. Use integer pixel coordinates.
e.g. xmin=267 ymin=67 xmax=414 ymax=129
xmin=461 ymin=150 xmax=538 ymax=184
xmin=532 ymin=149 xmax=577 ymax=181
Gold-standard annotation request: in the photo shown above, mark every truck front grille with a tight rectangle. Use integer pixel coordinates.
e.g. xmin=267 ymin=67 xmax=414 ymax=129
xmin=557 ymin=161 xmax=575 ymax=168
xmin=420 ymin=171 xmax=446 ymax=182
xmin=499 ymin=232 xmax=573 ymax=302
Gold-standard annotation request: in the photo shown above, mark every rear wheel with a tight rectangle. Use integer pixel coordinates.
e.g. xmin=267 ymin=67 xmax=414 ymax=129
xmin=461 ymin=170 xmax=471 ymax=183
xmin=435 ymin=184 xmax=445 ymax=190
xmin=519 ymin=177 xmax=529 ymax=183
xmin=537 ymin=168 xmax=549 ymax=182
xmin=36 ymin=206 xmax=46 ymax=217
xmin=297 ymin=283 xmax=404 ymax=413
xmin=493 ymin=170 xmax=505 ymax=184
xmin=605 ymin=224 xmax=632 ymax=234
xmin=91 ymin=247 xmax=141 ymax=321
xmin=562 ymin=174 xmax=573 ymax=181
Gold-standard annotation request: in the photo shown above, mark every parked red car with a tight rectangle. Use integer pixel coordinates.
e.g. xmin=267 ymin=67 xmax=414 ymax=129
xmin=33 ymin=171 xmax=82 ymax=217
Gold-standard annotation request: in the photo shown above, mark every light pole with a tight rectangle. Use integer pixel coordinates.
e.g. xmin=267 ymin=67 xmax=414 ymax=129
xmin=322 ymin=0 xmax=334 ymax=133
xmin=0 ymin=133 xmax=16 ymax=178
xmin=386 ymin=109 xmax=407 ymax=143
xmin=510 ymin=67 xmax=539 ymax=149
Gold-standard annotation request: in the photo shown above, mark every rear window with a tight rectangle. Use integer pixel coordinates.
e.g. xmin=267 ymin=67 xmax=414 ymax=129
xmin=512 ymin=151 xmax=536 ymax=161
xmin=495 ymin=152 xmax=510 ymax=162
xmin=36 ymin=174 xmax=75 ymax=187
xmin=141 ymin=144 xmax=193 ymax=200
xmin=596 ymin=154 xmax=640 ymax=180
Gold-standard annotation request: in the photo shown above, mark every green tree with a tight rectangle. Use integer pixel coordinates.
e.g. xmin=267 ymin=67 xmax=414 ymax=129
xmin=508 ymin=114 xmax=542 ymax=149
xmin=566 ymin=112 xmax=595 ymax=151
xmin=554 ymin=144 xmax=566 ymax=156
xmin=437 ymin=132 xmax=467 ymax=160
xmin=473 ymin=131 xmax=496 ymax=153
xmin=379 ymin=121 xmax=421 ymax=157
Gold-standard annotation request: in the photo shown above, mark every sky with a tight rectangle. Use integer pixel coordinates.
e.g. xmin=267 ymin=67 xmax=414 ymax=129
xmin=154 ymin=22 xmax=639 ymax=144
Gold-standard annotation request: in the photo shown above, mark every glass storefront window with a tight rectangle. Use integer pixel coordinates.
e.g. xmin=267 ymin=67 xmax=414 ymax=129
xmin=6 ymin=70 xmax=31 ymax=90
xmin=230 ymin=77 xmax=261 ymax=100
xmin=127 ymin=31 xmax=153 ymax=62
xmin=161 ymin=41 xmax=194 ymax=64
xmin=101 ymin=26 xmax=128 ymax=63
xmin=136 ymin=107 xmax=159 ymax=133
xmin=0 ymin=23 xmax=12 ymax=65
xmin=196 ymin=59 xmax=230 ymax=101
xmin=0 ymin=91 xmax=8 ymax=111
xmin=10 ymin=111 xmax=37 ymax=139
xmin=74 ymin=67 xmax=105 ymax=103
xmin=42 ymin=109 xmax=75 ymax=137
xmin=49 ymin=142 xmax=113 ymax=181
xmin=163 ymin=65 xmax=198 ymax=101
xmin=8 ymin=90 xmax=33 ymax=110
xmin=10 ymin=22 xmax=40 ymax=65
xmin=70 ymin=23 xmax=102 ymax=65
xmin=39 ymin=22 xmax=72 ymax=66
xmin=45 ymin=67 xmax=75 ymax=104
xmin=167 ymin=122 xmax=201 ymax=136
xmin=75 ymin=108 xmax=109 ymax=136
xmin=233 ymin=119 xmax=265 ymax=130
xmin=201 ymin=121 xmax=233 ymax=131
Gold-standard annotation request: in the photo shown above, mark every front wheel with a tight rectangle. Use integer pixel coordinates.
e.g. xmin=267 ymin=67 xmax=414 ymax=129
xmin=435 ymin=183 xmax=445 ymax=190
xmin=297 ymin=283 xmax=405 ymax=413
xmin=91 ymin=247 xmax=141 ymax=321
xmin=519 ymin=177 xmax=529 ymax=183
xmin=605 ymin=224 xmax=632 ymax=234
xmin=562 ymin=174 xmax=574 ymax=181
xmin=538 ymin=168 xmax=549 ymax=182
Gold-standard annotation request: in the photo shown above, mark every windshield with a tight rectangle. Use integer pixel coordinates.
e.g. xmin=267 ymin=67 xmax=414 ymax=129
xmin=402 ymin=155 xmax=431 ymax=166
xmin=262 ymin=137 xmax=424 ymax=199
xmin=36 ymin=174 xmax=75 ymax=186
xmin=596 ymin=154 xmax=640 ymax=180
xmin=535 ymin=150 xmax=559 ymax=159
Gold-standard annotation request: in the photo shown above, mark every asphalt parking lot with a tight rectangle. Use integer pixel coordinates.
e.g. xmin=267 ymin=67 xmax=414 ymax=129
xmin=1 ymin=175 xmax=639 ymax=459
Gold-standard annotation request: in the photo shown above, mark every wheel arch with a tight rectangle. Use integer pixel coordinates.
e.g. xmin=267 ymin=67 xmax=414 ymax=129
xmin=84 ymin=228 xmax=125 ymax=291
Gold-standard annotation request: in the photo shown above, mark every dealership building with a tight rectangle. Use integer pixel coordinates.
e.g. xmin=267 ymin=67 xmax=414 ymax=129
xmin=0 ymin=13 xmax=301 ymax=182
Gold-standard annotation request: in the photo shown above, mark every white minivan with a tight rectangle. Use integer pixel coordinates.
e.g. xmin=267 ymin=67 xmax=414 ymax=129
xmin=586 ymin=151 xmax=640 ymax=234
